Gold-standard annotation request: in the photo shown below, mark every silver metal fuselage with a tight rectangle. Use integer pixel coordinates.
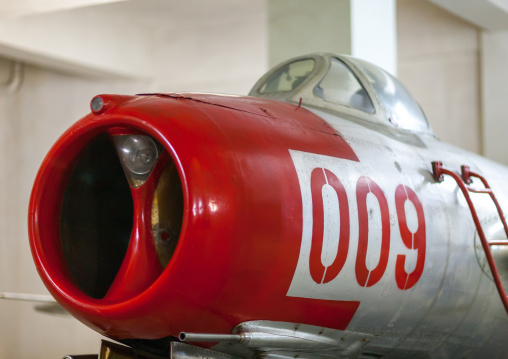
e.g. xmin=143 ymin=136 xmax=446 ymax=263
xmin=283 ymin=105 xmax=508 ymax=357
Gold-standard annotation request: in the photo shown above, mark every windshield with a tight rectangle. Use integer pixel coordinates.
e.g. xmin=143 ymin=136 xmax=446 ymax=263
xmin=314 ymin=58 xmax=374 ymax=114
xmin=259 ymin=58 xmax=315 ymax=94
xmin=353 ymin=59 xmax=430 ymax=133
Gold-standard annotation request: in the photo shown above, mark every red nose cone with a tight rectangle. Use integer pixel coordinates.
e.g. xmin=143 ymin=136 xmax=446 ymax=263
xmin=29 ymin=93 xmax=360 ymax=341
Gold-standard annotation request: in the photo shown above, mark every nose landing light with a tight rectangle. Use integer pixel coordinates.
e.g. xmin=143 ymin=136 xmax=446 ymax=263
xmin=113 ymin=135 xmax=162 ymax=188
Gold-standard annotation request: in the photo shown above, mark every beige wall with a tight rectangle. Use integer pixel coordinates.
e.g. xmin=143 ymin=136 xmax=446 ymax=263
xmin=397 ymin=0 xmax=481 ymax=154
xmin=268 ymin=0 xmax=397 ymax=74
xmin=481 ymin=30 xmax=508 ymax=165
xmin=151 ymin=1 xmax=267 ymax=95
xmin=268 ymin=0 xmax=352 ymax=67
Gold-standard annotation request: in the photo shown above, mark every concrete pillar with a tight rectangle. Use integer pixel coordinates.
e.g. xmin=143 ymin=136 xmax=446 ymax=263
xmin=267 ymin=0 xmax=396 ymax=74
xmin=481 ymin=30 xmax=508 ymax=165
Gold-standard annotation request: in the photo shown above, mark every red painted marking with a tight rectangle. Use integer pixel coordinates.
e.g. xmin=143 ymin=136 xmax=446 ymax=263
xmin=394 ymin=184 xmax=426 ymax=290
xmin=355 ymin=176 xmax=391 ymax=287
xmin=309 ymin=168 xmax=350 ymax=284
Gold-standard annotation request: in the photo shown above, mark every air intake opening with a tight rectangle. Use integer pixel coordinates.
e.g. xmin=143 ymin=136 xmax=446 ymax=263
xmin=60 ymin=134 xmax=134 ymax=299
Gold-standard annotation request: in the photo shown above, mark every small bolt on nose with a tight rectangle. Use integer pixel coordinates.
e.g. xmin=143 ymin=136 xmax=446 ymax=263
xmin=90 ymin=96 xmax=104 ymax=113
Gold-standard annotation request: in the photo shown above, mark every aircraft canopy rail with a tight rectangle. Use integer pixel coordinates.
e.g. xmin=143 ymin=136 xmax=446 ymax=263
xmin=432 ymin=161 xmax=508 ymax=314
xmin=249 ymin=53 xmax=434 ymax=136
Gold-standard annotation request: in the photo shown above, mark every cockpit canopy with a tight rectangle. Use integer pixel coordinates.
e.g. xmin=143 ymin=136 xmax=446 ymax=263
xmin=249 ymin=53 xmax=433 ymax=135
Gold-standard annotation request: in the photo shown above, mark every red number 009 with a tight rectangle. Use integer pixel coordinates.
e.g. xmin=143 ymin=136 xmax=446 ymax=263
xmin=309 ymin=170 xmax=426 ymax=290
